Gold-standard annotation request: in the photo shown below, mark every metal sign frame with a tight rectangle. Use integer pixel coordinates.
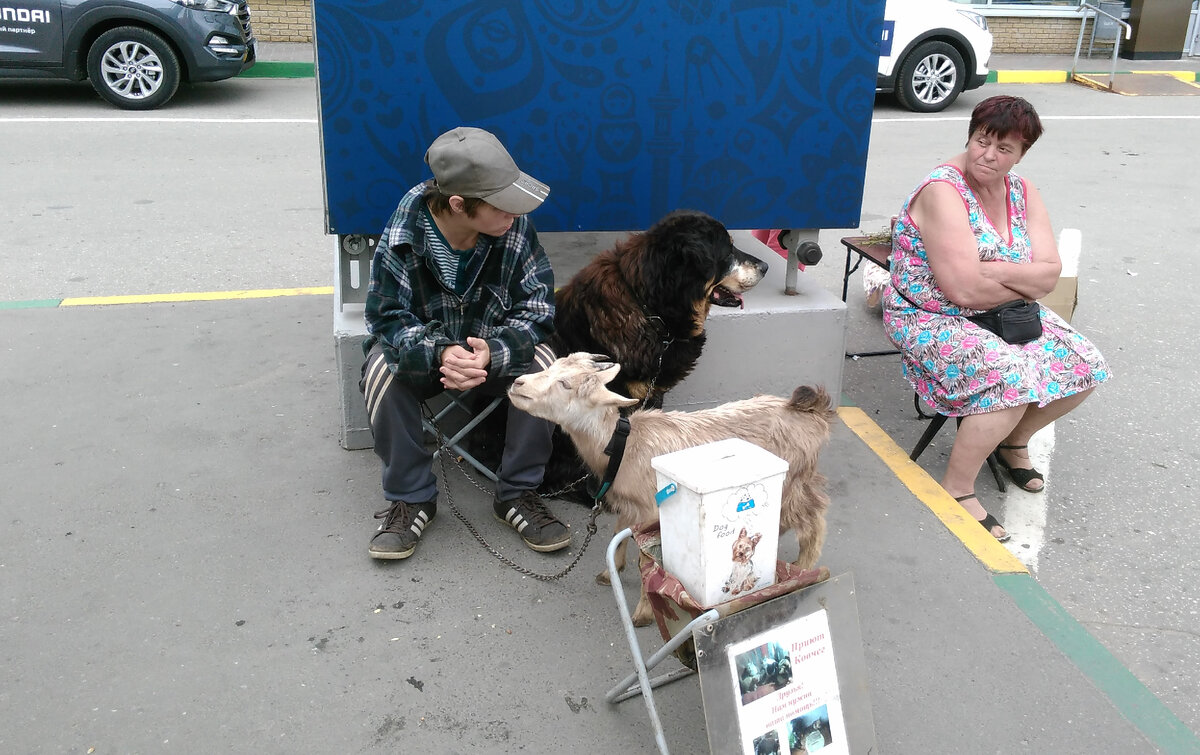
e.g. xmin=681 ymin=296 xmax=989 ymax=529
xmin=693 ymin=572 xmax=876 ymax=754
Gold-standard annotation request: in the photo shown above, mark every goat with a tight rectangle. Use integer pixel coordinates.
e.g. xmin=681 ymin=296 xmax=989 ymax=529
xmin=508 ymin=352 xmax=835 ymax=626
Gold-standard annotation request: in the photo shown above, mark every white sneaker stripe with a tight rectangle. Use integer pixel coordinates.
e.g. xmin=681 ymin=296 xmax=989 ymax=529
xmin=504 ymin=508 xmax=530 ymax=533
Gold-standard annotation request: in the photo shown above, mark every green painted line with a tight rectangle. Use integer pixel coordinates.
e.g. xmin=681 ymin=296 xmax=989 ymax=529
xmin=240 ymin=61 xmax=314 ymax=78
xmin=987 ymin=70 xmax=998 ymax=83
xmin=995 ymin=573 xmax=1200 ymax=753
xmin=0 ymin=299 xmax=62 ymax=310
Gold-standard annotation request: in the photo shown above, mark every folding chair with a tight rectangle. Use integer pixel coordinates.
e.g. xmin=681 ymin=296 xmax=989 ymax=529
xmin=908 ymin=398 xmax=1007 ymax=492
xmin=605 ymin=523 xmax=830 ymax=754
xmin=421 ymin=389 xmax=504 ymax=481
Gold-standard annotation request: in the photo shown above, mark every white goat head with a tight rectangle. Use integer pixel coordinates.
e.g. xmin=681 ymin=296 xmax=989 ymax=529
xmin=508 ymin=352 xmax=639 ymax=426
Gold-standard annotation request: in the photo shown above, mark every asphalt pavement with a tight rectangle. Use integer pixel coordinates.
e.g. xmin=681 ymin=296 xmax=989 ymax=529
xmin=1 ymin=296 xmax=1181 ymax=753
xmin=2 ymin=49 xmax=1199 ymax=754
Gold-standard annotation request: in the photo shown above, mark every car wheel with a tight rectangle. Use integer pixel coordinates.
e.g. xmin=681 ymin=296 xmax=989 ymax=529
xmin=895 ymin=41 xmax=965 ymax=113
xmin=86 ymin=26 xmax=181 ymax=110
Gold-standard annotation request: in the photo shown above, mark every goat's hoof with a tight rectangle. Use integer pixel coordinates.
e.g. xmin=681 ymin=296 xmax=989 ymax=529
xmin=631 ymin=611 xmax=654 ymax=628
xmin=595 ymin=571 xmax=612 ymax=586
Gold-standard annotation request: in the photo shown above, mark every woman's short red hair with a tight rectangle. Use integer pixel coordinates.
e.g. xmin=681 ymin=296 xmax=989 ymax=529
xmin=968 ymin=95 xmax=1043 ymax=154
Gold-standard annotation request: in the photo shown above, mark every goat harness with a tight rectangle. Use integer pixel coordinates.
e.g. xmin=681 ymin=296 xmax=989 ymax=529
xmin=595 ymin=415 xmax=631 ymax=501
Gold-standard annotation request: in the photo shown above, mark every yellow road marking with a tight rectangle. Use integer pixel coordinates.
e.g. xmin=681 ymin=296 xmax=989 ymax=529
xmin=996 ymin=70 xmax=1068 ymax=84
xmin=837 ymin=406 xmax=1028 ymax=575
xmin=59 ymin=286 xmax=334 ymax=307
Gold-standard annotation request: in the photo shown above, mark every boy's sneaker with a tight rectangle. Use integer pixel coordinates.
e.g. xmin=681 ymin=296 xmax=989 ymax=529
xmin=369 ymin=497 xmax=436 ymax=559
xmin=493 ymin=491 xmax=571 ymax=552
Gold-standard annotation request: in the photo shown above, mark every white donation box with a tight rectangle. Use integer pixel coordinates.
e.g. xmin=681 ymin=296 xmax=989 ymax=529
xmin=652 ymin=438 xmax=788 ymax=607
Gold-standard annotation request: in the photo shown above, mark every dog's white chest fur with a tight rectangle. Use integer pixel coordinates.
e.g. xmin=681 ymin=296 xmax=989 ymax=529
xmin=723 ymin=558 xmax=758 ymax=595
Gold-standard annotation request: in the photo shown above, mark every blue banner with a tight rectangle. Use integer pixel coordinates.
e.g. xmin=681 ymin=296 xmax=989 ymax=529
xmin=314 ymin=0 xmax=885 ymax=234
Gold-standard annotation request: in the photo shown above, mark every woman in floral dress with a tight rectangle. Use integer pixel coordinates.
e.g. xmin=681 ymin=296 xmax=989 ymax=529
xmin=882 ymin=95 xmax=1110 ymax=541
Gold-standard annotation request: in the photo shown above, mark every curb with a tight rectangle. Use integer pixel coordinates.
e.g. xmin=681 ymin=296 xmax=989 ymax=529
xmin=987 ymin=69 xmax=1200 ymax=84
xmin=240 ymin=61 xmax=315 ymax=78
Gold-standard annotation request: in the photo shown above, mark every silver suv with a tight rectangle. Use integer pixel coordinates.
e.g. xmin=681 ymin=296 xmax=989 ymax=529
xmin=0 ymin=0 xmax=255 ymax=109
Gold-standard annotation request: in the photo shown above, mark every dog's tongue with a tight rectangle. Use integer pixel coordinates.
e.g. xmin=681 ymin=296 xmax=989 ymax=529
xmin=712 ymin=285 xmax=745 ymax=309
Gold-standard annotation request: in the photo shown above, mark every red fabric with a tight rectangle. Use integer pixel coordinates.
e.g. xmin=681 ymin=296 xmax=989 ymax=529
xmin=751 ymin=229 xmax=803 ymax=269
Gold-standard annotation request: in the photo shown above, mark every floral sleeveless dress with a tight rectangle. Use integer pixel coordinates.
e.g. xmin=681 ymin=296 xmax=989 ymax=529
xmin=881 ymin=165 xmax=1110 ymax=417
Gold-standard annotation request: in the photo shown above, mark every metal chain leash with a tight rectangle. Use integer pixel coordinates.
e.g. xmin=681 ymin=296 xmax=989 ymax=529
xmin=427 ymin=411 xmax=603 ymax=582
xmin=639 ymin=349 xmax=665 ymax=410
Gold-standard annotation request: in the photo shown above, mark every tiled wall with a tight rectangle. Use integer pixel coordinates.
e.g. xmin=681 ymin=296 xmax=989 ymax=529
xmin=251 ymin=0 xmax=313 ymax=44
xmin=987 ymin=16 xmax=1113 ymax=55
xmin=249 ymin=1 xmax=1108 ymax=56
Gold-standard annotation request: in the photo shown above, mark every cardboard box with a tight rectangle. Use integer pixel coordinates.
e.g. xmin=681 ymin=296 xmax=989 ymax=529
xmin=1040 ymin=277 xmax=1078 ymax=323
xmin=651 ymin=438 xmax=788 ymax=608
xmin=1039 ymin=228 xmax=1080 ymax=323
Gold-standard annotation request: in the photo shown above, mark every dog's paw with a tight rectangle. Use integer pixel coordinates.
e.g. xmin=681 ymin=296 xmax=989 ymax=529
xmin=595 ymin=570 xmax=613 ymax=586
xmin=792 ymin=553 xmax=820 ymax=571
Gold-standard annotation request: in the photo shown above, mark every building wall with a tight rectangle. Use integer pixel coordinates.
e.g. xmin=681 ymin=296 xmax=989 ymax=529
xmin=249 ymin=1 xmax=1111 ymax=56
xmin=251 ymin=0 xmax=313 ymax=44
xmin=987 ymin=16 xmax=1112 ymax=55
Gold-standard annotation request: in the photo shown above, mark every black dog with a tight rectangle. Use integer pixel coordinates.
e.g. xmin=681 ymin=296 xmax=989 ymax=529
xmin=460 ymin=212 xmax=767 ymax=500
xmin=550 ymin=210 xmax=767 ymax=409
xmin=537 ymin=210 xmax=768 ymax=499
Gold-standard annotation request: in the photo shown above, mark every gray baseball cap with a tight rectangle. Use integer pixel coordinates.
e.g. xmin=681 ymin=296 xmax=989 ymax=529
xmin=425 ymin=127 xmax=550 ymax=215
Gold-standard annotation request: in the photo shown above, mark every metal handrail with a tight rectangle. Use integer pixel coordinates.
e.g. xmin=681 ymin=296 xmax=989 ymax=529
xmin=1073 ymin=2 xmax=1133 ymax=90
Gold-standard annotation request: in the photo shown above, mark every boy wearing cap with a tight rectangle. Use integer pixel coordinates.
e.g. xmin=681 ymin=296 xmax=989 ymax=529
xmin=360 ymin=126 xmax=568 ymax=560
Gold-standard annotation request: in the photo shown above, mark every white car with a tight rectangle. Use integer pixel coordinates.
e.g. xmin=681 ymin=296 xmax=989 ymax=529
xmin=878 ymin=0 xmax=993 ymax=112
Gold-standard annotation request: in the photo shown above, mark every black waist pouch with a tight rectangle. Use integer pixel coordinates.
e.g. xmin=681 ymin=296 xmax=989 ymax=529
xmin=968 ymin=300 xmax=1043 ymax=344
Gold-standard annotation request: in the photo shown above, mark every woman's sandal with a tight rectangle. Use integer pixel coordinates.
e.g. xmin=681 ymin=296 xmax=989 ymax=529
xmin=954 ymin=494 xmax=1011 ymax=542
xmin=995 ymin=443 xmax=1045 ymax=493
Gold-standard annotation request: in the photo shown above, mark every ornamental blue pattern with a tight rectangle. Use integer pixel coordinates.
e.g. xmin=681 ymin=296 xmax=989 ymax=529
xmin=312 ymin=0 xmax=884 ymax=235
xmin=881 ymin=165 xmax=1110 ymax=416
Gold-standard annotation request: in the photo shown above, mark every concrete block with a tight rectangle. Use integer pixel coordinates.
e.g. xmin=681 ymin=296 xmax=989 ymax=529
xmin=333 ymin=230 xmax=847 ymax=449
xmin=334 ymin=301 xmax=371 ymax=450
xmin=662 ymin=231 xmax=846 ymax=411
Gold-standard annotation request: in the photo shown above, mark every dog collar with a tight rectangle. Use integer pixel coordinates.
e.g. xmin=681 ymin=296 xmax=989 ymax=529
xmin=642 ymin=307 xmax=699 ymax=345
xmin=644 ymin=312 xmax=673 ymax=344
xmin=593 ymin=416 xmax=631 ymax=501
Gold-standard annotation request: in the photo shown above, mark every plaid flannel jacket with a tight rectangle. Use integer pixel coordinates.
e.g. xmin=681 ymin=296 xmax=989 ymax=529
xmin=363 ymin=181 xmax=555 ymax=387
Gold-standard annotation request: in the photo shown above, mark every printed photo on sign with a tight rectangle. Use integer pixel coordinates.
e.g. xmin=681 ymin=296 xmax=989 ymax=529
xmin=789 ymin=705 xmax=834 ymax=752
xmin=727 ymin=609 xmax=850 ymax=755
xmin=751 ymin=728 xmax=782 ymax=755
xmin=735 ymin=641 xmax=793 ymax=705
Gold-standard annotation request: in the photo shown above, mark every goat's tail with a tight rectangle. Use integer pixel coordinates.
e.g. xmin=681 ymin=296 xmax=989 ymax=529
xmin=788 ymin=385 xmax=836 ymax=419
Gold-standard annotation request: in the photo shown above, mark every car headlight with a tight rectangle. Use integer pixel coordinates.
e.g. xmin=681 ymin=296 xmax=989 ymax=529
xmin=170 ymin=0 xmax=237 ymax=12
xmin=957 ymin=9 xmax=988 ymax=31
